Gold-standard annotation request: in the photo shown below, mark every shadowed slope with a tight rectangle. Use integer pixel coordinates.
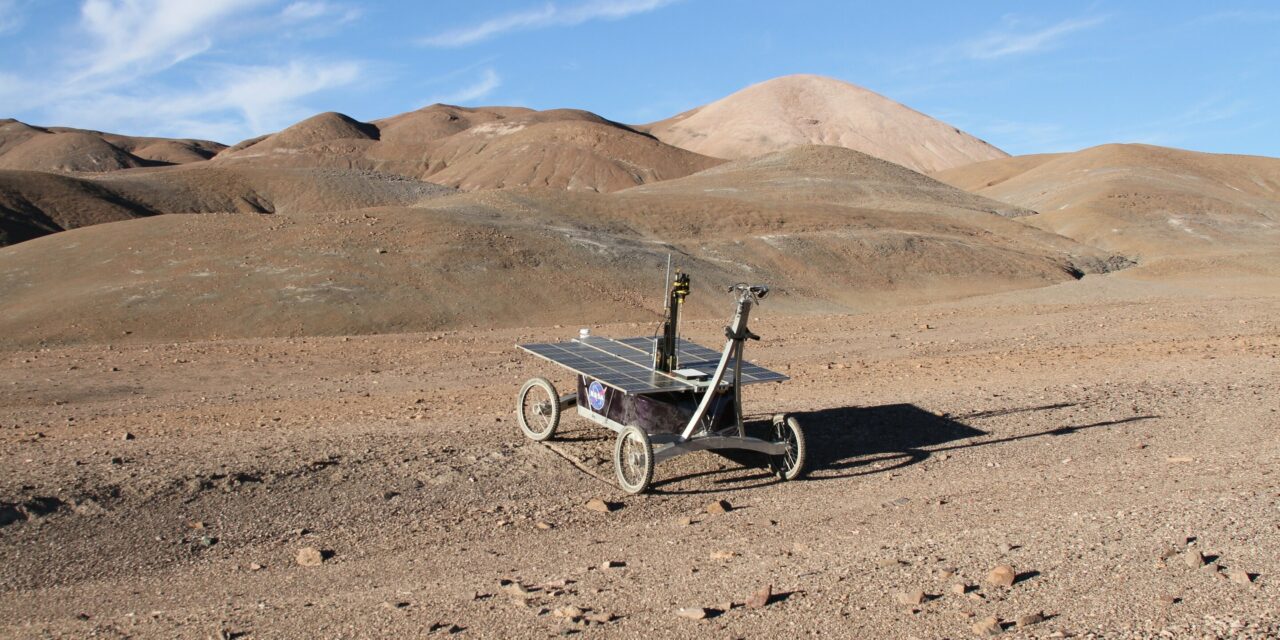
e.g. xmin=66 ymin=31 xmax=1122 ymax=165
xmin=0 ymin=145 xmax=1125 ymax=346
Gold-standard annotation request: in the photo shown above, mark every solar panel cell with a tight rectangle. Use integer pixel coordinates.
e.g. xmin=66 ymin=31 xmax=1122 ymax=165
xmin=519 ymin=335 xmax=787 ymax=395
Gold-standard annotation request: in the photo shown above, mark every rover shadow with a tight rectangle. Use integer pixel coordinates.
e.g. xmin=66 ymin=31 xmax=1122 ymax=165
xmin=653 ymin=402 xmax=1155 ymax=492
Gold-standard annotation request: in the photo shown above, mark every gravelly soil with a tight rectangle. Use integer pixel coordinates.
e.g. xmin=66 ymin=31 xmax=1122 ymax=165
xmin=1 ymin=275 xmax=1277 ymax=639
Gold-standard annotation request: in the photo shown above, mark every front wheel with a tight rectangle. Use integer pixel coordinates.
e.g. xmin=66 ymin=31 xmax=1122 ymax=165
xmin=614 ymin=426 xmax=654 ymax=494
xmin=516 ymin=378 xmax=560 ymax=441
xmin=768 ymin=414 xmax=807 ymax=481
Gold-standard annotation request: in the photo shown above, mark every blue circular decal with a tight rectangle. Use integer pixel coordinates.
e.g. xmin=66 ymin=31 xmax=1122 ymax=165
xmin=587 ymin=381 xmax=606 ymax=411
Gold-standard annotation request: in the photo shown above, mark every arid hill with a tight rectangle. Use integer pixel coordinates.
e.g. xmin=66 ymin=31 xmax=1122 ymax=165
xmin=0 ymin=119 xmax=224 ymax=173
xmin=0 ymin=165 xmax=454 ymax=246
xmin=932 ymin=144 xmax=1280 ymax=262
xmin=0 ymin=145 xmax=1122 ymax=346
xmin=642 ymin=74 xmax=1007 ymax=173
xmin=217 ymin=105 xmax=722 ymax=193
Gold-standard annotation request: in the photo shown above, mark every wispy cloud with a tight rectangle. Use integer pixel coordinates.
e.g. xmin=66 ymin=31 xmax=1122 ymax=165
xmin=962 ymin=16 xmax=1105 ymax=60
xmin=425 ymin=68 xmax=502 ymax=106
xmin=0 ymin=0 xmax=25 ymax=35
xmin=420 ymin=0 xmax=678 ymax=47
xmin=45 ymin=60 xmax=363 ymax=141
xmin=74 ymin=0 xmax=272 ymax=82
xmin=1118 ymin=94 xmax=1253 ymax=147
xmin=0 ymin=0 xmax=369 ymax=142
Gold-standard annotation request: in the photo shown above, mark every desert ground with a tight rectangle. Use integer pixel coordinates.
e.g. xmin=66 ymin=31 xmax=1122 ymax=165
xmin=2 ymin=74 xmax=1279 ymax=638
xmin=1 ymin=269 xmax=1277 ymax=639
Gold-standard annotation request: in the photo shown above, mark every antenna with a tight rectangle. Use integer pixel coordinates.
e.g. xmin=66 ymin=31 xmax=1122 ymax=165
xmin=662 ymin=254 xmax=672 ymax=314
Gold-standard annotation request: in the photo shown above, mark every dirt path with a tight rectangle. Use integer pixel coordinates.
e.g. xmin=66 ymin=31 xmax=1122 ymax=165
xmin=1 ymin=277 xmax=1277 ymax=638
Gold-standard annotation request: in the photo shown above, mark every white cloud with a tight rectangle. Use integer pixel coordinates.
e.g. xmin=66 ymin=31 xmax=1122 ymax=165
xmin=0 ymin=1 xmax=371 ymax=142
xmin=425 ymin=68 xmax=501 ymax=106
xmin=280 ymin=1 xmax=360 ymax=25
xmin=421 ymin=0 xmax=678 ymax=47
xmin=44 ymin=60 xmax=363 ymax=142
xmin=962 ymin=16 xmax=1105 ymax=60
xmin=74 ymin=0 xmax=273 ymax=81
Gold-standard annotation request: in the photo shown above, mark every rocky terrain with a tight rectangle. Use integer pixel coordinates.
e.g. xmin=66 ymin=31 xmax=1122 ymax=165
xmin=0 ymin=272 xmax=1276 ymax=638
xmin=1 ymin=73 xmax=1278 ymax=638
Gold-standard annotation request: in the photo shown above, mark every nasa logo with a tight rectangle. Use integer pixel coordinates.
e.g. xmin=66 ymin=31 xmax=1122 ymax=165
xmin=587 ymin=381 xmax=606 ymax=411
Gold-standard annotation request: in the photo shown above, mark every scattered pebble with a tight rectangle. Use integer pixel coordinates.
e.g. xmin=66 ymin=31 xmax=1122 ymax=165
xmin=710 ymin=550 xmax=736 ymax=560
xmin=951 ymin=582 xmax=968 ymax=596
xmin=1183 ymin=549 xmax=1205 ymax=568
xmin=296 ymin=547 xmax=326 ymax=566
xmin=985 ymin=564 xmax=1016 ymax=588
xmin=1016 ymin=612 xmax=1044 ymax=627
xmin=1227 ymin=568 xmax=1254 ymax=585
xmin=675 ymin=607 xmax=708 ymax=620
xmin=706 ymin=500 xmax=732 ymax=515
xmin=745 ymin=585 xmax=771 ymax=609
xmin=895 ymin=589 xmax=925 ymax=606
xmin=600 ymin=560 xmax=625 ymax=570
xmin=584 ymin=498 xmax=613 ymax=513
xmin=972 ymin=616 xmax=1002 ymax=636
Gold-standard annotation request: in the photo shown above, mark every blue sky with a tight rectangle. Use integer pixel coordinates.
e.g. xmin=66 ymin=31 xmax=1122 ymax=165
xmin=1 ymin=0 xmax=1277 ymax=157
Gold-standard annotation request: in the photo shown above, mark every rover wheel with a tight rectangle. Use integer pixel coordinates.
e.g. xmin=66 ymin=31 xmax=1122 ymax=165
xmin=516 ymin=377 xmax=560 ymax=441
xmin=769 ymin=414 xmax=807 ymax=481
xmin=614 ymin=426 xmax=654 ymax=494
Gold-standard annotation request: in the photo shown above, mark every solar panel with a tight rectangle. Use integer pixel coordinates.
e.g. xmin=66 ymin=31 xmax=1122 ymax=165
xmin=519 ymin=335 xmax=788 ymax=395
xmin=518 ymin=340 xmax=695 ymax=395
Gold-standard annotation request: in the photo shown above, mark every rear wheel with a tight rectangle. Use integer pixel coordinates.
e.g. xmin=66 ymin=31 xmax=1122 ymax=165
xmin=516 ymin=378 xmax=560 ymax=441
xmin=768 ymin=414 xmax=807 ymax=481
xmin=614 ymin=426 xmax=654 ymax=494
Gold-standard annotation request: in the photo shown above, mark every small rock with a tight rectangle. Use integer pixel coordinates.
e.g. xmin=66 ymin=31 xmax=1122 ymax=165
xmin=1227 ymin=568 xmax=1254 ymax=585
xmin=600 ymin=560 xmax=625 ymax=570
xmin=745 ymin=585 xmax=771 ymax=609
xmin=198 ymin=535 xmax=217 ymax=547
xmin=972 ymin=616 xmax=1002 ymax=636
xmin=675 ymin=607 xmax=708 ymax=620
xmin=583 ymin=612 xmax=612 ymax=623
xmin=296 ymin=547 xmax=325 ymax=566
xmin=121 ymin=432 xmax=135 ymax=441
xmin=677 ymin=516 xmax=693 ymax=526
xmin=877 ymin=558 xmax=904 ymax=568
xmin=706 ymin=500 xmax=732 ymax=515
xmin=534 ymin=521 xmax=553 ymax=530
xmin=552 ymin=605 xmax=583 ymax=619
xmin=584 ymin=498 xmax=613 ymax=513
xmin=1157 ymin=594 xmax=1179 ymax=606
xmin=502 ymin=583 xmax=532 ymax=598
xmin=1182 ymin=549 xmax=1205 ymax=568
xmin=1016 ymin=612 xmax=1044 ymax=627
xmin=986 ymin=564 xmax=1016 ymax=588
xmin=896 ymin=589 xmax=926 ymax=606
xmin=248 ymin=563 xmax=264 ymax=571
xmin=710 ymin=550 xmax=736 ymax=560
xmin=951 ymin=582 xmax=968 ymax=596
xmin=938 ymin=569 xmax=956 ymax=581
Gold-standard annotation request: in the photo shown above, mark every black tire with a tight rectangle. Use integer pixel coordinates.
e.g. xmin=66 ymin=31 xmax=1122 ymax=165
xmin=614 ymin=426 xmax=654 ymax=494
xmin=768 ymin=414 xmax=807 ymax=481
xmin=516 ymin=378 xmax=560 ymax=441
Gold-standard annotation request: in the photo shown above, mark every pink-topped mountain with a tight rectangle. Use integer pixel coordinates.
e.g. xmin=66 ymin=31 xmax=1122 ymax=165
xmin=642 ymin=74 xmax=1007 ymax=173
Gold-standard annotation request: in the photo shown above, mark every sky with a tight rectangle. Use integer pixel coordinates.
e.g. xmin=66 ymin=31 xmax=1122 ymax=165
xmin=0 ymin=0 xmax=1277 ymax=157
